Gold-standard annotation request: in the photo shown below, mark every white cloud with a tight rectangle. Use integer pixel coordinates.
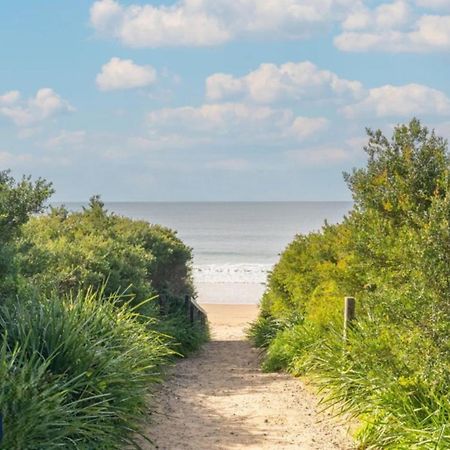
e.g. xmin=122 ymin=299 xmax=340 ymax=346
xmin=0 ymin=88 xmax=74 ymax=127
xmin=90 ymin=0 xmax=450 ymax=53
xmin=0 ymin=91 xmax=20 ymax=105
xmin=90 ymin=0 xmax=450 ymax=54
xmin=342 ymin=1 xmax=411 ymax=31
xmin=286 ymin=133 xmax=367 ymax=166
xmin=286 ymin=146 xmax=352 ymax=165
xmin=206 ymin=61 xmax=363 ymax=103
xmin=336 ymin=1 xmax=450 ymax=52
xmin=90 ymin=0 xmax=357 ymax=47
xmin=90 ymin=0 xmax=123 ymax=32
xmin=147 ymin=103 xmax=327 ymax=143
xmin=0 ymin=151 xmax=33 ymax=167
xmin=96 ymin=57 xmax=157 ymax=91
xmin=90 ymin=0 xmax=229 ymax=47
xmin=290 ymin=117 xmax=329 ymax=139
xmin=343 ymin=84 xmax=450 ymax=118
xmin=413 ymin=15 xmax=450 ymax=49
xmin=29 ymin=89 xmax=74 ymax=119
xmin=143 ymin=104 xmax=336 ymax=169
xmin=148 ymin=103 xmax=278 ymax=132
xmin=206 ymin=74 xmax=244 ymax=102
xmin=0 ymin=150 xmax=71 ymax=169
xmin=45 ymin=130 xmax=87 ymax=149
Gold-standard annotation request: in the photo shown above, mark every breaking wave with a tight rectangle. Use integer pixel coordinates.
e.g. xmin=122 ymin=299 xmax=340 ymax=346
xmin=193 ymin=263 xmax=273 ymax=284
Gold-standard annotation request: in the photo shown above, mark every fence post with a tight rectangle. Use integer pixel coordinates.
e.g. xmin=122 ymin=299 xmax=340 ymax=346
xmin=343 ymin=296 xmax=356 ymax=341
xmin=189 ymin=301 xmax=194 ymax=324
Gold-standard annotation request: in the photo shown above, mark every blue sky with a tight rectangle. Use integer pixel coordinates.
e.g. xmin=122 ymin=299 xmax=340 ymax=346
xmin=0 ymin=0 xmax=449 ymax=201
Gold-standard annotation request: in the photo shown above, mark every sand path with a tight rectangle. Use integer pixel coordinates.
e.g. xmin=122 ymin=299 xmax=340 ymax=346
xmin=143 ymin=304 xmax=354 ymax=450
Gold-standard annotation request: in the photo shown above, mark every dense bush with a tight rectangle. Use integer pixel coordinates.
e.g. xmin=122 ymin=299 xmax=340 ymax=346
xmin=17 ymin=195 xmax=207 ymax=354
xmin=0 ymin=173 xmax=207 ymax=448
xmin=249 ymin=119 xmax=450 ymax=449
xmin=0 ymin=170 xmax=53 ymax=300
xmin=19 ymin=196 xmax=194 ymax=310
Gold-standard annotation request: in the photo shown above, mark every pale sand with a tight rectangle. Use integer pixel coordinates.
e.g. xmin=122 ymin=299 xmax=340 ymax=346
xmin=141 ymin=303 xmax=354 ymax=450
xmin=196 ymin=282 xmax=266 ymax=305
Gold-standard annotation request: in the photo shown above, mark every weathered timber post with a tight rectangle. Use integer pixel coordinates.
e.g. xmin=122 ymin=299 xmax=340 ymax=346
xmin=189 ymin=300 xmax=194 ymax=323
xmin=343 ymin=296 xmax=356 ymax=341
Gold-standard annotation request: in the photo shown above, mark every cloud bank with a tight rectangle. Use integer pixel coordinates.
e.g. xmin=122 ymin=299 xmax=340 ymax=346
xmin=90 ymin=0 xmax=450 ymax=53
xmin=0 ymin=88 xmax=73 ymax=127
xmin=90 ymin=0 xmax=356 ymax=47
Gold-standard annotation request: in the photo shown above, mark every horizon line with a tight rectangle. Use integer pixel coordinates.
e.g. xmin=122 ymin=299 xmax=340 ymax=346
xmin=51 ymin=200 xmax=354 ymax=204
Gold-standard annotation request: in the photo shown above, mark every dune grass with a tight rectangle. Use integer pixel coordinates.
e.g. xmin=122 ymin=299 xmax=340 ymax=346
xmin=0 ymin=289 xmax=174 ymax=449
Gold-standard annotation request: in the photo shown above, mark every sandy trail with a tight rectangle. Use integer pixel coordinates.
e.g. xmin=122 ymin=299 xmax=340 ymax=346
xmin=143 ymin=304 xmax=354 ymax=450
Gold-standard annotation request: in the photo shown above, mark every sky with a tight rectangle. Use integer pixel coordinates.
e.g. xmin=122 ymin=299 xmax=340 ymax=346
xmin=0 ymin=0 xmax=449 ymax=201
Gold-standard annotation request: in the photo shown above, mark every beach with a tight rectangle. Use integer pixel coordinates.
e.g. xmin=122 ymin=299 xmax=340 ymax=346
xmin=196 ymin=282 xmax=266 ymax=305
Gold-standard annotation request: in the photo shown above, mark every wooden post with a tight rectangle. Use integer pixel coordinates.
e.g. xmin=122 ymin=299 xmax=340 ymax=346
xmin=189 ymin=301 xmax=194 ymax=323
xmin=343 ymin=296 xmax=356 ymax=341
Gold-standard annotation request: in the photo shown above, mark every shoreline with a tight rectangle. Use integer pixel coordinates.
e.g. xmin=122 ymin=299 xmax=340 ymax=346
xmin=195 ymin=281 xmax=266 ymax=305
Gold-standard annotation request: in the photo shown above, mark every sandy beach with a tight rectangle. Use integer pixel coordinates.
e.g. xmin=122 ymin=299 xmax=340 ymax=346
xmin=196 ymin=282 xmax=266 ymax=305
xmin=142 ymin=302 xmax=354 ymax=450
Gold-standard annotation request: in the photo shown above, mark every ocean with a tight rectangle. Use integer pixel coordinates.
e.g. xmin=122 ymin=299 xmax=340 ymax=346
xmin=63 ymin=202 xmax=352 ymax=288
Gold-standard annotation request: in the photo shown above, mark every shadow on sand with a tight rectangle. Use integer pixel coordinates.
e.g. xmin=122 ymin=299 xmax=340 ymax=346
xmin=142 ymin=339 xmax=276 ymax=449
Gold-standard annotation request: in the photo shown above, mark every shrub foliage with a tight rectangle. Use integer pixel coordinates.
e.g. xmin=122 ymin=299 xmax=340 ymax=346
xmin=249 ymin=119 xmax=450 ymax=449
xmin=0 ymin=173 xmax=207 ymax=448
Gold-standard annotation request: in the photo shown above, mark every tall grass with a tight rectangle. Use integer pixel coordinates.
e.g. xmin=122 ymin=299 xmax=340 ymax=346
xmin=0 ymin=289 xmax=173 ymax=449
xmin=305 ymin=323 xmax=450 ymax=449
xmin=249 ymin=317 xmax=450 ymax=449
xmin=157 ymin=307 xmax=209 ymax=356
xmin=246 ymin=313 xmax=283 ymax=349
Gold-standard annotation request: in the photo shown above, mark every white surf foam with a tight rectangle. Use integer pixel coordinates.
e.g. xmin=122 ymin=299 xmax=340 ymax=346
xmin=193 ymin=263 xmax=273 ymax=284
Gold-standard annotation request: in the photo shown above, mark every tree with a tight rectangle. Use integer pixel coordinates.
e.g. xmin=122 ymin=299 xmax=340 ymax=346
xmin=0 ymin=170 xmax=53 ymax=299
xmin=344 ymin=118 xmax=449 ymax=225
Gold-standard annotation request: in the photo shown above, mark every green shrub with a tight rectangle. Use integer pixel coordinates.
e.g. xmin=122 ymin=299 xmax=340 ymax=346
xmin=247 ymin=313 xmax=284 ymax=349
xmin=18 ymin=196 xmax=207 ymax=353
xmin=252 ymin=119 xmax=450 ymax=448
xmin=157 ymin=307 xmax=209 ymax=356
xmin=0 ymin=173 xmax=208 ymax=447
xmin=19 ymin=197 xmax=194 ymax=311
xmin=304 ymin=321 xmax=450 ymax=449
xmin=263 ymin=322 xmax=322 ymax=374
xmin=0 ymin=170 xmax=53 ymax=300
